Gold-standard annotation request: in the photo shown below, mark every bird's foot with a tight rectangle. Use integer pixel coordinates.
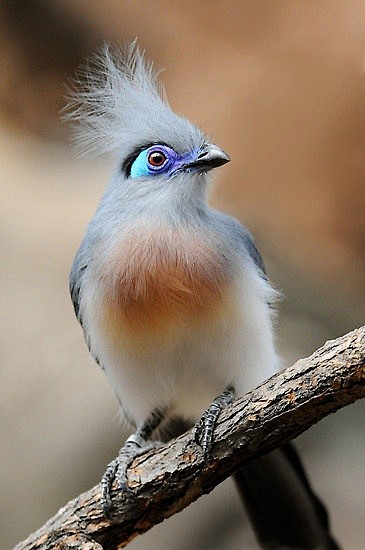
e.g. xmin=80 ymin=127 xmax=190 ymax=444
xmin=193 ymin=386 xmax=234 ymax=459
xmin=101 ymin=434 xmax=161 ymax=520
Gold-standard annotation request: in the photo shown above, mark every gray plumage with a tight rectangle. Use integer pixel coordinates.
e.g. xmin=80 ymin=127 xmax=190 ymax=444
xmin=66 ymin=43 xmax=337 ymax=549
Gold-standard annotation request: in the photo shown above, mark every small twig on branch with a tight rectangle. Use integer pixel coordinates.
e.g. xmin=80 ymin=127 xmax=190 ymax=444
xmin=16 ymin=326 xmax=365 ymax=550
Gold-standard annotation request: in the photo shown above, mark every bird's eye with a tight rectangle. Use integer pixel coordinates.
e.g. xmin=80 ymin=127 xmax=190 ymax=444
xmin=128 ymin=145 xmax=175 ymax=178
xmin=147 ymin=150 xmax=167 ymax=168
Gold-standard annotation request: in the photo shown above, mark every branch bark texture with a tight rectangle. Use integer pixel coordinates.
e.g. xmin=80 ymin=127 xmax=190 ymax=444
xmin=16 ymin=326 xmax=365 ymax=549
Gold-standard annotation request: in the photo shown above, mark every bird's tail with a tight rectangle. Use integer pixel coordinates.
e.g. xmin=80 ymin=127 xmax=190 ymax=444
xmin=233 ymin=443 xmax=339 ymax=549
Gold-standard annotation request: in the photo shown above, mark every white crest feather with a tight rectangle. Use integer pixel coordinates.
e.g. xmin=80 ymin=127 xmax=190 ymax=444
xmin=63 ymin=41 xmax=204 ymax=158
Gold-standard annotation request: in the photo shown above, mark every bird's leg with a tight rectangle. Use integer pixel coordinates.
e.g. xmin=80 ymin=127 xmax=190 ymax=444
xmin=101 ymin=407 xmax=166 ymax=519
xmin=193 ymin=386 xmax=235 ymax=459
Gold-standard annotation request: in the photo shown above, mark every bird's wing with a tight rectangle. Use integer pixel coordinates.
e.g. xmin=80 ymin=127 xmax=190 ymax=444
xmin=211 ymin=211 xmax=268 ymax=278
xmin=236 ymin=226 xmax=267 ymax=278
xmin=70 ymin=260 xmax=86 ymax=323
xmin=69 ymin=241 xmax=101 ymax=367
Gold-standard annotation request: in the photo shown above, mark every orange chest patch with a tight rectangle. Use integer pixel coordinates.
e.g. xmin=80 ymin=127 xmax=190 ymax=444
xmin=98 ymin=226 xmax=231 ymax=335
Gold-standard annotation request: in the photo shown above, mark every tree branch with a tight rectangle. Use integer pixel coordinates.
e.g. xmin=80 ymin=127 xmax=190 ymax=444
xmin=16 ymin=326 xmax=365 ymax=550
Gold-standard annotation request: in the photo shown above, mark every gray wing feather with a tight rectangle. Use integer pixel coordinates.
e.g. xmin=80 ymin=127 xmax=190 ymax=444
xmin=70 ymin=260 xmax=87 ymax=322
xmin=69 ymin=226 xmax=98 ymax=323
xmin=238 ymin=229 xmax=267 ymax=278
xmin=210 ymin=210 xmax=267 ymax=278
xmin=69 ymin=239 xmax=101 ymax=367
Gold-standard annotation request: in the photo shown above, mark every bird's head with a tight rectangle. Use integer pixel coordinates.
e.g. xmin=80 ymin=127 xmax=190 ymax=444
xmin=64 ymin=42 xmax=229 ymax=201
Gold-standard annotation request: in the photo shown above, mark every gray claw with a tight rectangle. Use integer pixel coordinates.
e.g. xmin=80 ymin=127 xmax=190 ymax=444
xmin=101 ymin=439 xmax=162 ymax=519
xmin=193 ymin=387 xmax=235 ymax=459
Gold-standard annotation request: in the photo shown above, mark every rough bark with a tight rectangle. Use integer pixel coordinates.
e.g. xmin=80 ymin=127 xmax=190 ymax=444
xmin=15 ymin=326 xmax=365 ymax=550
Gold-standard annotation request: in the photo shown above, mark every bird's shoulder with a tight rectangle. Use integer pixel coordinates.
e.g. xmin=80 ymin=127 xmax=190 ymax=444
xmin=207 ymin=209 xmax=267 ymax=278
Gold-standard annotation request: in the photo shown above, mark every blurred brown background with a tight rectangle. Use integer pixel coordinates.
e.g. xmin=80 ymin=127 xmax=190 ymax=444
xmin=1 ymin=1 xmax=364 ymax=549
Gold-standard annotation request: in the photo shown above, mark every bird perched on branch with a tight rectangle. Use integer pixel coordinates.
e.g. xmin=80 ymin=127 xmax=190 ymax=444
xmin=66 ymin=42 xmax=338 ymax=549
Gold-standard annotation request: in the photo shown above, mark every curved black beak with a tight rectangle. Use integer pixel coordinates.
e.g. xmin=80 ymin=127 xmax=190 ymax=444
xmin=184 ymin=144 xmax=230 ymax=172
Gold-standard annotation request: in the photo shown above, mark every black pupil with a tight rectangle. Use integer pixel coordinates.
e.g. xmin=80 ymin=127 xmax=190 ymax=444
xmin=149 ymin=151 xmax=166 ymax=166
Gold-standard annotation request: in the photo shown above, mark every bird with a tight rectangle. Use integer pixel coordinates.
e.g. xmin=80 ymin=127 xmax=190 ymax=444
xmin=65 ymin=42 xmax=339 ymax=549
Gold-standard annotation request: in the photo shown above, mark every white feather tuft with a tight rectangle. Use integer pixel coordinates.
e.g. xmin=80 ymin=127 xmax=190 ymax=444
xmin=63 ymin=41 xmax=204 ymax=158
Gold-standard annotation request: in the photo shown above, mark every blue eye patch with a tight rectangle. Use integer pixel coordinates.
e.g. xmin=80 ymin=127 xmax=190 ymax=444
xmin=126 ymin=144 xmax=198 ymax=179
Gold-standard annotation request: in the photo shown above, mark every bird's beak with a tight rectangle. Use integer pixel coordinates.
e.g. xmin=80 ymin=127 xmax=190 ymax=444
xmin=183 ymin=144 xmax=230 ymax=173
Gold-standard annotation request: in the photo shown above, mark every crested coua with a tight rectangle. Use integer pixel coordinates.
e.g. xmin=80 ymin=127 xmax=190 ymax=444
xmin=66 ymin=43 xmax=338 ymax=549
